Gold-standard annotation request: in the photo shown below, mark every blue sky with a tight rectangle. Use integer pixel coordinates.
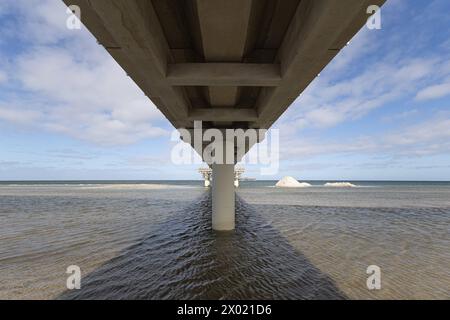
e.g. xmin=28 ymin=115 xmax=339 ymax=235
xmin=1 ymin=0 xmax=450 ymax=180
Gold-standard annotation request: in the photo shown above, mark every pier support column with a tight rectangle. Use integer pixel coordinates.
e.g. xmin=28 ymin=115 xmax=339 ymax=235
xmin=212 ymin=164 xmax=235 ymax=231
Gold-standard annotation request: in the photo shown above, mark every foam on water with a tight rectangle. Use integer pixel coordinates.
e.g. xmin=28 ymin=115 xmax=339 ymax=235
xmin=324 ymin=182 xmax=357 ymax=187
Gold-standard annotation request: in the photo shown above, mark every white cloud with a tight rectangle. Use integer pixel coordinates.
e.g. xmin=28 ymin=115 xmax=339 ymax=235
xmin=385 ymin=116 xmax=450 ymax=150
xmin=280 ymin=56 xmax=439 ymax=131
xmin=0 ymin=106 xmax=40 ymax=124
xmin=0 ymin=70 xmax=7 ymax=83
xmin=415 ymin=82 xmax=450 ymax=101
xmin=381 ymin=109 xmax=419 ymax=122
xmin=280 ymin=115 xmax=450 ymax=159
xmin=0 ymin=0 xmax=169 ymax=146
xmin=2 ymin=0 xmax=86 ymax=45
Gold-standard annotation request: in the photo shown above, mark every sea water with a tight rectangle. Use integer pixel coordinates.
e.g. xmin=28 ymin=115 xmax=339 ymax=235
xmin=0 ymin=181 xmax=449 ymax=299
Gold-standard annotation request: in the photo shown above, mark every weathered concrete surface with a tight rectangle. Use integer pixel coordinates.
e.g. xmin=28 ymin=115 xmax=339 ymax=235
xmin=62 ymin=0 xmax=386 ymax=136
xmin=63 ymin=0 xmax=386 ymax=230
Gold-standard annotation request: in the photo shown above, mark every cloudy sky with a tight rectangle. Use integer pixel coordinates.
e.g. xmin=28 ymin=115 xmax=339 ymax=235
xmin=0 ymin=0 xmax=450 ymax=180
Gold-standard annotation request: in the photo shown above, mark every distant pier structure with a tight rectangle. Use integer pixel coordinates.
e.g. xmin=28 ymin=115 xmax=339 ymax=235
xmin=199 ymin=168 xmax=212 ymax=187
xmin=199 ymin=167 xmax=244 ymax=188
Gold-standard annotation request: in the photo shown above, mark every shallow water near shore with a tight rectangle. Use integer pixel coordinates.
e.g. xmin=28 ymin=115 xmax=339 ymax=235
xmin=0 ymin=181 xmax=449 ymax=299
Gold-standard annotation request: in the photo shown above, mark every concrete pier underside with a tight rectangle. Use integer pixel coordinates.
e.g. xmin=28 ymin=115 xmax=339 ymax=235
xmin=63 ymin=0 xmax=386 ymax=230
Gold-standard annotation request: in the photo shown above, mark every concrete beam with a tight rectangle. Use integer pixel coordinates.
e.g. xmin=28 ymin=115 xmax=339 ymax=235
xmin=188 ymin=108 xmax=258 ymax=122
xmin=253 ymin=0 xmax=387 ymax=128
xmin=194 ymin=0 xmax=253 ymax=109
xmin=167 ymin=63 xmax=281 ymax=86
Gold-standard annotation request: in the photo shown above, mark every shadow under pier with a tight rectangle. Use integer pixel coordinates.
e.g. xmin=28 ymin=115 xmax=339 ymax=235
xmin=59 ymin=193 xmax=346 ymax=299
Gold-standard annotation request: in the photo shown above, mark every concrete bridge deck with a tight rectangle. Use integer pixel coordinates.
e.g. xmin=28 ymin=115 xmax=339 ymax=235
xmin=63 ymin=0 xmax=386 ymax=230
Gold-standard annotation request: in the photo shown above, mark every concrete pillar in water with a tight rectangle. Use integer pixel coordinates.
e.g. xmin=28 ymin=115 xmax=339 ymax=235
xmin=212 ymin=163 xmax=235 ymax=231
